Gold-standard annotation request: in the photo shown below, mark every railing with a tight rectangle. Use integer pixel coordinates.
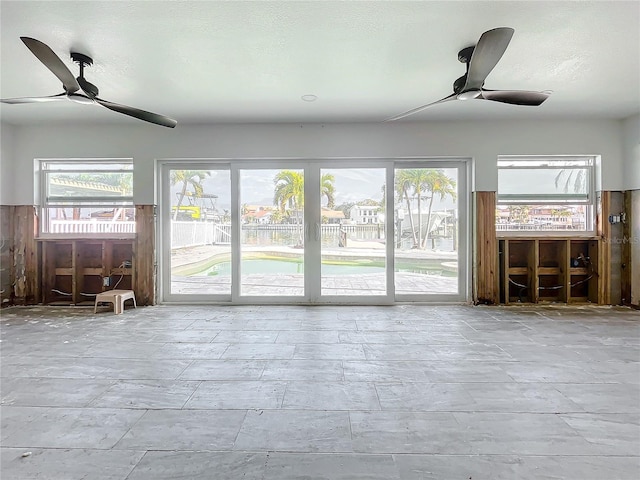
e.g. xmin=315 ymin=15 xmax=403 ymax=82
xmin=171 ymin=222 xmax=233 ymax=248
xmin=169 ymin=222 xmax=388 ymax=249
xmin=172 ymin=221 xmax=214 ymax=248
xmin=214 ymin=224 xmax=232 ymax=243
xmin=496 ymin=223 xmax=585 ymax=231
xmin=46 ymin=219 xmax=455 ymax=245
xmin=49 ymin=219 xmax=136 ymax=234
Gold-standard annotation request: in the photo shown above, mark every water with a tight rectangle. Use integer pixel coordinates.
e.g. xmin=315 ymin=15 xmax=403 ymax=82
xmin=241 ymin=228 xmax=455 ymax=251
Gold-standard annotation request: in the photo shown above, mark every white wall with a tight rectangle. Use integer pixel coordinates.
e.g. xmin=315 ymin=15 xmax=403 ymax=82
xmin=0 ymin=123 xmax=15 ymax=205
xmin=0 ymin=119 xmax=625 ymax=205
xmin=622 ymin=114 xmax=640 ymax=191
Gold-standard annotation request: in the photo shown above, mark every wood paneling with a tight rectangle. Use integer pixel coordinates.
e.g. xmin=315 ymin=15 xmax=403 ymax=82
xmin=134 ymin=205 xmax=155 ymax=306
xmin=4 ymin=204 xmax=153 ymax=307
xmin=0 ymin=206 xmax=14 ymax=305
xmin=10 ymin=206 xmax=39 ymax=305
xmin=474 ymin=191 xmax=498 ymax=304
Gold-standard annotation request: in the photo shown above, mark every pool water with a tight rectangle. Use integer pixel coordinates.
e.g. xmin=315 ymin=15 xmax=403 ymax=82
xmin=199 ymin=258 xmax=454 ymax=277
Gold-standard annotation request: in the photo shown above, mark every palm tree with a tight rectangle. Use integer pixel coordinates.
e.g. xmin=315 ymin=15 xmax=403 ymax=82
xmin=509 ymin=205 xmax=530 ymax=225
xmin=395 ymin=169 xmax=456 ymax=249
xmin=170 ymin=170 xmax=211 ymax=220
xmin=555 ymin=169 xmax=587 ymax=195
xmin=321 ymin=173 xmax=336 ymax=209
xmin=273 ymin=170 xmax=336 ymax=245
xmin=421 ymin=170 xmax=457 ymax=249
xmin=270 ymin=209 xmax=284 ymax=224
xmin=395 ymin=170 xmax=419 ymax=247
xmin=396 ymin=169 xmax=435 ymax=248
xmin=273 ymin=170 xmax=304 ymax=214
xmin=403 ymin=169 xmax=430 ymax=249
xmin=273 ymin=170 xmax=305 ymax=245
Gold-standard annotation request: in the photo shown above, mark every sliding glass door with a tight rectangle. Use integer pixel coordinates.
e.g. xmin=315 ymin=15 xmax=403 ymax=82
xmin=318 ymin=167 xmax=388 ymax=298
xmin=159 ymin=159 xmax=467 ymax=303
xmin=163 ymin=166 xmax=231 ymax=299
xmin=394 ymin=164 xmax=463 ymax=298
xmin=238 ymin=167 xmax=306 ymax=299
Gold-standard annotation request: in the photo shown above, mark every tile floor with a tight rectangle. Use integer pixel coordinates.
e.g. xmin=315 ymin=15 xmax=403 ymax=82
xmin=0 ymin=304 xmax=639 ymax=479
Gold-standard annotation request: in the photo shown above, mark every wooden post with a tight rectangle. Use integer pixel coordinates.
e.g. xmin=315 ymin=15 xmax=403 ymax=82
xmin=598 ymin=191 xmax=611 ymax=305
xmin=626 ymin=190 xmax=640 ymax=307
xmin=11 ymin=206 xmax=39 ymax=305
xmin=134 ymin=205 xmax=155 ymax=306
xmin=474 ymin=191 xmax=498 ymax=304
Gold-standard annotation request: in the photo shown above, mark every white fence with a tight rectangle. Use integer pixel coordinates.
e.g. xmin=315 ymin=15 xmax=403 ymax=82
xmin=50 ymin=219 xmax=136 ymax=234
xmin=172 ymin=222 xmax=231 ymax=248
xmin=47 ymin=220 xmax=431 ymax=248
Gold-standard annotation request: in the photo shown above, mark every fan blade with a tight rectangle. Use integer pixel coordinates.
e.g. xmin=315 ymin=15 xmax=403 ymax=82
xmin=20 ymin=37 xmax=80 ymax=93
xmin=384 ymin=93 xmax=456 ymax=121
xmin=464 ymin=27 xmax=514 ymax=91
xmin=1 ymin=93 xmax=67 ymax=104
xmin=481 ymin=89 xmax=551 ymax=106
xmin=95 ymin=98 xmax=177 ymax=128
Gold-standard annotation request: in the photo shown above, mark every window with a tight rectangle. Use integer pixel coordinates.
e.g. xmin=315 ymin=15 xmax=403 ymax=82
xmin=40 ymin=160 xmax=135 ymax=235
xmin=496 ymin=156 xmax=595 ymax=234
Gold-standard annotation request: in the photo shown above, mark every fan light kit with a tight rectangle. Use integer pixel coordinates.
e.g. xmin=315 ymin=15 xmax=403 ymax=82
xmin=1 ymin=37 xmax=177 ymax=128
xmin=386 ymin=27 xmax=552 ymax=121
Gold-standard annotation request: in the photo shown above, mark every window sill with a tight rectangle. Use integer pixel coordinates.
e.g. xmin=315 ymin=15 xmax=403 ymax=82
xmin=37 ymin=233 xmax=136 ymax=241
xmin=497 ymin=231 xmax=597 ymax=240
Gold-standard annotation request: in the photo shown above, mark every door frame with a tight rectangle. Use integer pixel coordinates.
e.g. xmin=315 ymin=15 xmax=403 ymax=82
xmin=157 ymin=157 xmax=470 ymax=304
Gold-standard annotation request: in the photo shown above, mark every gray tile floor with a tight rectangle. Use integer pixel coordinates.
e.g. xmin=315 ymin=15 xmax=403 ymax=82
xmin=1 ymin=304 xmax=639 ymax=479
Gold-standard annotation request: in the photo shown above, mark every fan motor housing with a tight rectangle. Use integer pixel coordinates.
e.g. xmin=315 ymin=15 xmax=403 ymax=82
xmin=77 ymin=77 xmax=99 ymax=98
xmin=453 ymin=75 xmax=467 ymax=94
xmin=71 ymin=52 xmax=99 ymax=97
xmin=457 ymin=46 xmax=475 ymax=64
xmin=70 ymin=52 xmax=93 ymax=66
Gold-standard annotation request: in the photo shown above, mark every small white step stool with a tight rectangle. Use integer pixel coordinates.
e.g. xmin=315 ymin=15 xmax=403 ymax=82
xmin=94 ymin=289 xmax=137 ymax=314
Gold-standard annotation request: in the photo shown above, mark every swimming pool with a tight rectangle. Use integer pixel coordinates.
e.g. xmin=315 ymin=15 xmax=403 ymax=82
xmin=197 ymin=258 xmax=456 ymax=277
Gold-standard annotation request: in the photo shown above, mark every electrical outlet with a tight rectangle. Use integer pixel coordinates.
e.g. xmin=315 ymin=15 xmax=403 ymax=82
xmin=103 ymin=277 xmax=110 ymax=287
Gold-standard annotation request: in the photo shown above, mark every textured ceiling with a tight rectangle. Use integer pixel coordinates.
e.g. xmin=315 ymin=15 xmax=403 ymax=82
xmin=1 ymin=0 xmax=639 ymax=126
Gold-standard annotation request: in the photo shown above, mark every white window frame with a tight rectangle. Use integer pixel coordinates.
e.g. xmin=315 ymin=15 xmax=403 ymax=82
xmin=39 ymin=158 xmax=135 ymax=238
xmin=497 ymin=155 xmax=596 ymax=236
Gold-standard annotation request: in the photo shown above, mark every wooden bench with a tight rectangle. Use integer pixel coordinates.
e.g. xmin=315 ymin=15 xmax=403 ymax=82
xmin=94 ymin=290 xmax=137 ymax=314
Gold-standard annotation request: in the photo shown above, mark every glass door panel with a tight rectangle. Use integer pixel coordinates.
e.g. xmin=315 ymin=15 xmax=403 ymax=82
xmin=239 ymin=168 xmax=305 ymax=296
xmin=168 ymin=168 xmax=231 ymax=296
xmin=161 ymin=160 xmax=467 ymax=303
xmin=319 ymin=168 xmax=387 ymax=296
xmin=394 ymin=167 xmax=460 ymax=296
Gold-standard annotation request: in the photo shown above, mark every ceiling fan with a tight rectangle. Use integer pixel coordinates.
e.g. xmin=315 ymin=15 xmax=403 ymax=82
xmin=386 ymin=27 xmax=551 ymax=121
xmin=1 ymin=37 xmax=177 ymax=128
